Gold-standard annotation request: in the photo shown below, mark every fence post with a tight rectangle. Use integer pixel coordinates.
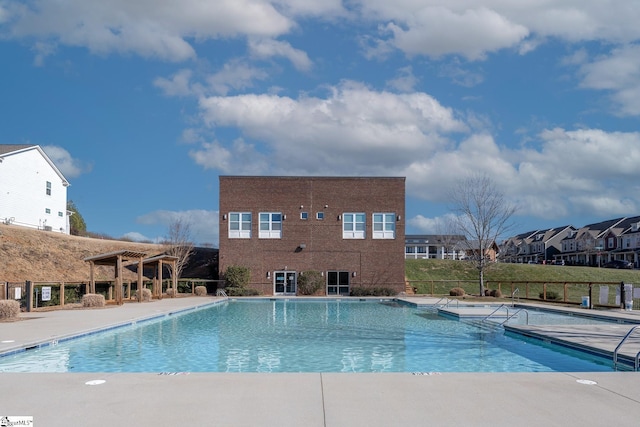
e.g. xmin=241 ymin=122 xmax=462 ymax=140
xmin=620 ymin=281 xmax=625 ymax=309
xmin=60 ymin=282 xmax=65 ymax=306
xmin=589 ymin=283 xmax=593 ymax=309
xmin=25 ymin=281 xmax=33 ymax=312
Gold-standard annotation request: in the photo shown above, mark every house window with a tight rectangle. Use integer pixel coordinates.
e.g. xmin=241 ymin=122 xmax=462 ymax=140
xmin=405 ymin=246 xmax=416 ymax=254
xmin=45 ymin=208 xmax=51 ymax=214
xmin=327 ymin=271 xmax=350 ymax=295
xmin=300 ymin=212 xmax=308 ymax=220
xmin=58 ymin=212 xmax=63 ymax=217
xmin=608 ymin=237 xmax=614 ymax=248
xmin=343 ymin=213 xmax=365 ymax=239
xmin=259 ymin=212 xmax=282 ymax=238
xmin=229 ymin=212 xmax=252 ymax=239
xmin=46 ymin=181 xmax=51 ymax=196
xmin=316 ymin=212 xmax=324 ymax=220
xmin=372 ymin=213 xmax=395 ymax=239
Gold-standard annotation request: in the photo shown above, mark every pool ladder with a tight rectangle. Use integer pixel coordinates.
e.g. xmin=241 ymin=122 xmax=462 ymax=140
xmin=216 ymin=289 xmax=228 ymax=297
xmin=483 ymin=304 xmax=529 ymax=325
xmin=613 ymin=325 xmax=640 ymax=371
xmin=433 ymin=297 xmax=459 ymax=310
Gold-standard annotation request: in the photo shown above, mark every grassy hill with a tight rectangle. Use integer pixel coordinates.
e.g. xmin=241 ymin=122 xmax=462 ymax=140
xmin=406 ymin=258 xmax=640 ymax=299
xmin=0 ymin=224 xmax=164 ymax=282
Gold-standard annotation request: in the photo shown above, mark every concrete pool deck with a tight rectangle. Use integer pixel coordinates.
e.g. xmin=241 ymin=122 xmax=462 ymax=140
xmin=1 ymin=296 xmax=640 ymax=426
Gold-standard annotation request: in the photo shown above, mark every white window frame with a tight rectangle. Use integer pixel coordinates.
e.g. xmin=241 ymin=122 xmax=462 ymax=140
xmin=343 ymin=212 xmax=365 ymax=239
xmin=372 ymin=213 xmax=395 ymax=239
xmin=229 ymin=212 xmax=252 ymax=239
xmin=259 ymin=212 xmax=282 ymax=239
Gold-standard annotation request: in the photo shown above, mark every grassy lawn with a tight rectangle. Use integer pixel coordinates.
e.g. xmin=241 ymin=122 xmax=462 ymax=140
xmin=406 ymin=259 xmax=640 ymax=304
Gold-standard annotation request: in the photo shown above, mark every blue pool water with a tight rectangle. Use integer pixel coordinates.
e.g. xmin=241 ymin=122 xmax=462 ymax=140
xmin=0 ymin=300 xmax=614 ymax=373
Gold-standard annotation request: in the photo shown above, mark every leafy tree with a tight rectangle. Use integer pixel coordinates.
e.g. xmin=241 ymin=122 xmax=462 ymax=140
xmin=449 ymin=174 xmax=516 ymax=296
xmin=297 ymin=270 xmax=324 ymax=295
xmin=224 ymin=265 xmax=251 ymax=288
xmin=67 ymin=200 xmax=87 ymax=236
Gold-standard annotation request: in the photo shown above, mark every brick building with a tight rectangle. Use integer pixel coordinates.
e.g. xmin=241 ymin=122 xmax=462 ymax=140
xmin=219 ymin=176 xmax=406 ymax=295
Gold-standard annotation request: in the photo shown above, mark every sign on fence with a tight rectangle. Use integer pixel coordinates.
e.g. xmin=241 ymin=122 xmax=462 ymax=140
xmin=41 ymin=286 xmax=51 ymax=301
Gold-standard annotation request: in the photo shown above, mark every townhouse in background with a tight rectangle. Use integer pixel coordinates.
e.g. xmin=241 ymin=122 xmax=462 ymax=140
xmin=0 ymin=144 xmax=71 ymax=234
xmin=219 ymin=176 xmax=405 ymax=296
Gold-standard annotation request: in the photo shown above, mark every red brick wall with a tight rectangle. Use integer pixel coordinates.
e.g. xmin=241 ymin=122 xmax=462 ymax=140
xmin=219 ymin=176 xmax=405 ymax=295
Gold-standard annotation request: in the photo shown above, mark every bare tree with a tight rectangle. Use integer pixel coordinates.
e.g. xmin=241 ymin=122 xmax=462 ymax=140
xmin=435 ymin=215 xmax=463 ymax=259
xmin=164 ymin=218 xmax=195 ymax=282
xmin=449 ymin=174 xmax=516 ymax=296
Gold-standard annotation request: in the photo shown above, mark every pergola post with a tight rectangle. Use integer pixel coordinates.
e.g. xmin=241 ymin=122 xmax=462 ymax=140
xmin=115 ymin=254 xmax=123 ymax=305
xmin=157 ymin=261 xmax=163 ymax=299
xmin=137 ymin=256 xmax=144 ymax=302
xmin=89 ymin=261 xmax=95 ymax=294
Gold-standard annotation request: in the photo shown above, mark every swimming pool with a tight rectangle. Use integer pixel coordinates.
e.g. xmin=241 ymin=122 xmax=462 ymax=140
xmin=0 ymin=299 xmax=614 ymax=373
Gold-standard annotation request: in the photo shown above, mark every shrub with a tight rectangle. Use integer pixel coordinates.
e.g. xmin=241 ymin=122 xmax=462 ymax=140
xmin=82 ymin=294 xmax=105 ymax=308
xmin=490 ymin=289 xmax=503 ymax=298
xmin=135 ymin=288 xmax=152 ymax=302
xmin=540 ymin=290 xmax=559 ymax=300
xmin=297 ymin=270 xmax=324 ymax=295
xmin=226 ymin=287 xmax=260 ymax=296
xmin=350 ymin=287 xmax=397 ymax=297
xmin=449 ymin=287 xmax=465 ymax=296
xmin=0 ymin=300 xmax=20 ymax=319
xmin=195 ymin=286 xmax=207 ymax=296
xmin=224 ymin=266 xmax=251 ymax=288
xmin=165 ymin=288 xmax=177 ymax=298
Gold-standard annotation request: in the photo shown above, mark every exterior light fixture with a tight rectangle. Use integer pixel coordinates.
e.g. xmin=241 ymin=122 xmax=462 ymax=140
xmin=266 ymin=271 xmax=271 ymax=279
xmin=397 ymin=215 xmax=401 ymax=221
xmin=223 ymin=214 xmax=227 ymax=220
xmin=299 ymin=243 xmax=306 ymax=249
xmin=352 ymin=272 xmax=357 ymax=277
xmin=337 ymin=214 xmax=341 ymax=220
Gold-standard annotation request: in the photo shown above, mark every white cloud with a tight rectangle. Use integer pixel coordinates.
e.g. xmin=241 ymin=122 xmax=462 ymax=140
xmin=154 ymin=69 xmax=197 ymax=97
xmin=136 ymin=209 xmax=219 ymax=245
xmin=3 ymin=0 xmax=293 ymax=61
xmin=248 ymin=38 xmax=312 ymax=71
xmin=386 ymin=66 xmax=418 ymax=93
xmin=206 ymin=59 xmax=270 ymax=95
xmin=42 ymin=145 xmax=90 ymax=179
xmin=189 ymin=138 xmax=269 ymax=174
xmin=382 ymin=7 xmax=529 ymax=60
xmin=578 ymin=44 xmax=640 ymax=116
xmin=197 ymin=81 xmax=467 ymax=175
xmin=407 ymin=213 xmax=459 ymax=234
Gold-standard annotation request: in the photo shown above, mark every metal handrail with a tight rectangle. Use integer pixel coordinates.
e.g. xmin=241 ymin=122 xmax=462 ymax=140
xmin=216 ymin=289 xmax=228 ymax=297
xmin=613 ymin=325 xmax=640 ymax=371
xmin=511 ymin=288 xmax=519 ymax=306
xmin=500 ymin=309 xmax=529 ymax=325
xmin=483 ymin=304 xmax=509 ymax=322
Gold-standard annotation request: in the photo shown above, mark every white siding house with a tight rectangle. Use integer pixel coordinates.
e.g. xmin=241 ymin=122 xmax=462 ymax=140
xmin=0 ymin=144 xmax=70 ymax=233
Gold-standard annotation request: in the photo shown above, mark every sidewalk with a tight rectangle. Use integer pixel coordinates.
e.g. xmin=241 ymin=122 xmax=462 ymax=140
xmin=1 ymin=297 xmax=640 ymax=426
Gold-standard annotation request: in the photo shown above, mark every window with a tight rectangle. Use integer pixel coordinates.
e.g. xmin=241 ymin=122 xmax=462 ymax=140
xmin=372 ymin=213 xmax=395 ymax=239
xmin=316 ymin=212 xmax=324 ymax=220
xmin=343 ymin=213 xmax=365 ymax=239
xmin=46 ymin=181 xmax=51 ymax=196
xmin=229 ymin=212 xmax=252 ymax=239
xmin=405 ymin=246 xmax=416 ymax=254
xmin=608 ymin=237 xmax=614 ymax=248
xmin=45 ymin=208 xmax=51 ymax=214
xmin=300 ymin=212 xmax=308 ymax=220
xmin=58 ymin=212 xmax=63 ymax=217
xmin=327 ymin=271 xmax=350 ymax=295
xmin=259 ymin=212 xmax=282 ymax=238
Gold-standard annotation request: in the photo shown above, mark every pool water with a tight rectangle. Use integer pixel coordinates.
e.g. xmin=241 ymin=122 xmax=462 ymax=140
xmin=0 ymin=300 xmax=614 ymax=373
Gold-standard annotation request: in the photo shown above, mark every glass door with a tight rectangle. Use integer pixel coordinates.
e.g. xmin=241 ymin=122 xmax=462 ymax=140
xmin=327 ymin=271 xmax=350 ymax=295
xmin=274 ymin=271 xmax=297 ymax=295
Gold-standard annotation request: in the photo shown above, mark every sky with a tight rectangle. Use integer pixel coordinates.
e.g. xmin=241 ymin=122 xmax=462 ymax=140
xmin=1 ymin=1 xmax=640 ymax=246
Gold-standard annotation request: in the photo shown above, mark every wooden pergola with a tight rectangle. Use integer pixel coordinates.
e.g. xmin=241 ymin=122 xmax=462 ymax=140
xmin=142 ymin=254 xmax=179 ymax=299
xmin=84 ymin=250 xmax=147 ymax=305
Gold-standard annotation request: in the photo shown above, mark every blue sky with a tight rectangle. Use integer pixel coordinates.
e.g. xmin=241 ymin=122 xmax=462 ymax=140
xmin=1 ymin=1 xmax=640 ymax=246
